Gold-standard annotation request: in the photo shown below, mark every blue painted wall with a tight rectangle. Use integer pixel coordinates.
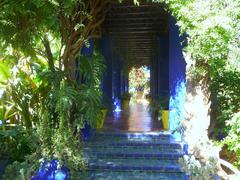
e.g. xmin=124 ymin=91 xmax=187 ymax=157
xmin=151 ymin=54 xmax=159 ymax=100
xmin=168 ymin=15 xmax=187 ymax=138
xmin=100 ymin=37 xmax=125 ymax=109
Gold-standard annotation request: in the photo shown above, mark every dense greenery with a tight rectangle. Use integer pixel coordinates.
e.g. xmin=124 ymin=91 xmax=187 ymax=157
xmin=0 ymin=0 xmax=109 ymax=178
xmin=0 ymin=0 xmax=239 ymax=178
xmin=0 ymin=50 xmax=105 ymax=177
xmin=152 ymin=0 xmax=240 ymax=170
xmin=223 ymin=112 xmax=240 ymax=167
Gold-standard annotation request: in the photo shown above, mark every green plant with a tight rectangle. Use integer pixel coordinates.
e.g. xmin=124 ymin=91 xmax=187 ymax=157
xmin=121 ymin=92 xmax=132 ymax=101
xmin=222 ymin=112 xmax=240 ymax=167
xmin=2 ymin=159 xmax=37 ymax=180
xmin=179 ymin=155 xmax=219 ymax=180
xmin=0 ymin=126 xmax=37 ymax=162
xmin=149 ymin=96 xmax=169 ymax=113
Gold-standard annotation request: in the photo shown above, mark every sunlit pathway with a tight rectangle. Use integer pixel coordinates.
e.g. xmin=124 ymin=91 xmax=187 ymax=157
xmin=103 ymin=102 xmax=162 ymax=132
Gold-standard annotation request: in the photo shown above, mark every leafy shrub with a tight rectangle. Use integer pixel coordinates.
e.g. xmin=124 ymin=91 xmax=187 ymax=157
xmin=179 ymin=155 xmax=219 ymax=180
xmin=222 ymin=112 xmax=240 ymax=167
xmin=0 ymin=126 xmax=36 ymax=162
xmin=121 ymin=92 xmax=132 ymax=100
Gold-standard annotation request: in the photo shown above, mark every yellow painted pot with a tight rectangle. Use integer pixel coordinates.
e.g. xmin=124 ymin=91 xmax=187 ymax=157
xmin=121 ymin=100 xmax=130 ymax=109
xmin=160 ymin=110 xmax=169 ymax=130
xmin=96 ymin=109 xmax=108 ymax=129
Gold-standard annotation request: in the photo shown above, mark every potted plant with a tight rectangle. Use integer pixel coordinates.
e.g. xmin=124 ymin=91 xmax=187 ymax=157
xmin=96 ymin=96 xmax=111 ymax=129
xmin=149 ymin=96 xmax=169 ymax=130
xmin=120 ymin=92 xmax=131 ymax=109
xmin=158 ymin=96 xmax=169 ymax=130
xmin=96 ymin=106 xmax=108 ymax=129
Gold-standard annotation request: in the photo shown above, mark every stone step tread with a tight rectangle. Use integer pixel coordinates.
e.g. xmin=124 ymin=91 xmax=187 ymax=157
xmin=88 ymin=137 xmax=179 ymax=144
xmin=83 ymin=147 xmax=183 ymax=154
xmin=95 ymin=131 xmax=172 ymax=138
xmin=87 ymin=158 xmax=180 ymax=167
xmin=75 ymin=171 xmax=186 ymax=180
xmin=89 ymin=164 xmax=182 ymax=172
xmin=84 ymin=141 xmax=182 ymax=148
xmin=84 ymin=152 xmax=184 ymax=159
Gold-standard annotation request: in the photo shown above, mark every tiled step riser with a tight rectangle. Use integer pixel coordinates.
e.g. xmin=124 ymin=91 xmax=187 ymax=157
xmin=87 ymin=158 xmax=179 ymax=165
xmin=77 ymin=171 xmax=187 ymax=180
xmin=95 ymin=133 xmax=172 ymax=139
xmin=84 ymin=143 xmax=182 ymax=149
xmin=88 ymin=165 xmax=182 ymax=172
xmin=88 ymin=138 xmax=175 ymax=144
xmin=86 ymin=153 xmax=183 ymax=159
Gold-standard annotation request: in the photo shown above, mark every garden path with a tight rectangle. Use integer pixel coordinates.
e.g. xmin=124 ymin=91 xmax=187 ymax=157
xmin=104 ymin=102 xmax=162 ymax=132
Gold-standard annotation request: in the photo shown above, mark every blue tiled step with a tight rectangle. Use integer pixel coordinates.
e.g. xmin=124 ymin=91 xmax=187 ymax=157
xmin=76 ymin=170 xmax=186 ymax=180
xmin=84 ymin=141 xmax=182 ymax=149
xmin=89 ymin=164 xmax=181 ymax=172
xmin=87 ymin=158 xmax=182 ymax=172
xmin=88 ymin=136 xmax=177 ymax=144
xmin=95 ymin=131 xmax=172 ymax=138
xmin=84 ymin=146 xmax=182 ymax=154
xmin=84 ymin=152 xmax=184 ymax=159
xmin=88 ymin=158 xmax=179 ymax=166
xmin=83 ymin=131 xmax=187 ymax=179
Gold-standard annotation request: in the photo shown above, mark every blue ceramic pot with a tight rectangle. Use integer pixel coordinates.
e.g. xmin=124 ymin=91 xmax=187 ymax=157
xmin=31 ymin=159 xmax=69 ymax=180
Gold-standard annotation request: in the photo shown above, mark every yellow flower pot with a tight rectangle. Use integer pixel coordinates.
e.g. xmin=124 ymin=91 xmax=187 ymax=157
xmin=160 ymin=110 xmax=169 ymax=130
xmin=121 ymin=99 xmax=130 ymax=109
xmin=96 ymin=109 xmax=108 ymax=129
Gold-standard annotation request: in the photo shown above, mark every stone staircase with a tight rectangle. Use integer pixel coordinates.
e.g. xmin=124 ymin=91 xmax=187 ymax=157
xmin=81 ymin=131 xmax=187 ymax=180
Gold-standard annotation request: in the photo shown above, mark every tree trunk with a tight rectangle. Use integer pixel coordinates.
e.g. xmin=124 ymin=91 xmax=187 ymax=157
xmin=183 ymin=63 xmax=228 ymax=179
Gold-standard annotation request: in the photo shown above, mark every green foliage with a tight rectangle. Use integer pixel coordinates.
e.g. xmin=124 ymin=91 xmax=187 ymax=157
xmin=121 ymin=92 xmax=132 ymax=100
xmin=0 ymin=126 xmax=36 ymax=162
xmin=151 ymin=0 xmax=240 ymax=166
xmin=222 ymin=112 xmax=240 ymax=167
xmin=211 ymin=67 xmax=240 ymax=133
xmin=2 ymin=159 xmax=38 ymax=180
xmin=129 ymin=66 xmax=149 ymax=92
xmin=0 ymin=1 xmax=58 ymax=55
xmin=179 ymin=155 xmax=219 ymax=180
xmin=0 ymin=56 xmax=47 ymax=130
xmin=79 ymin=52 xmax=106 ymax=88
xmin=0 ymin=0 xmax=239 ymax=177
xmin=149 ymin=96 xmax=169 ymax=113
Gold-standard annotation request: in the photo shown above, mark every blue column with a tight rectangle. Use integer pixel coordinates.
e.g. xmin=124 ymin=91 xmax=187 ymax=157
xmin=151 ymin=54 xmax=159 ymax=100
xmin=168 ymin=15 xmax=187 ymax=139
xmin=81 ymin=39 xmax=94 ymax=56
xmin=112 ymin=54 xmax=121 ymax=100
xmin=121 ymin=69 xmax=128 ymax=94
xmin=100 ymin=37 xmax=113 ymax=103
xmin=76 ymin=39 xmax=94 ymax=83
xmin=158 ymin=36 xmax=169 ymax=98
